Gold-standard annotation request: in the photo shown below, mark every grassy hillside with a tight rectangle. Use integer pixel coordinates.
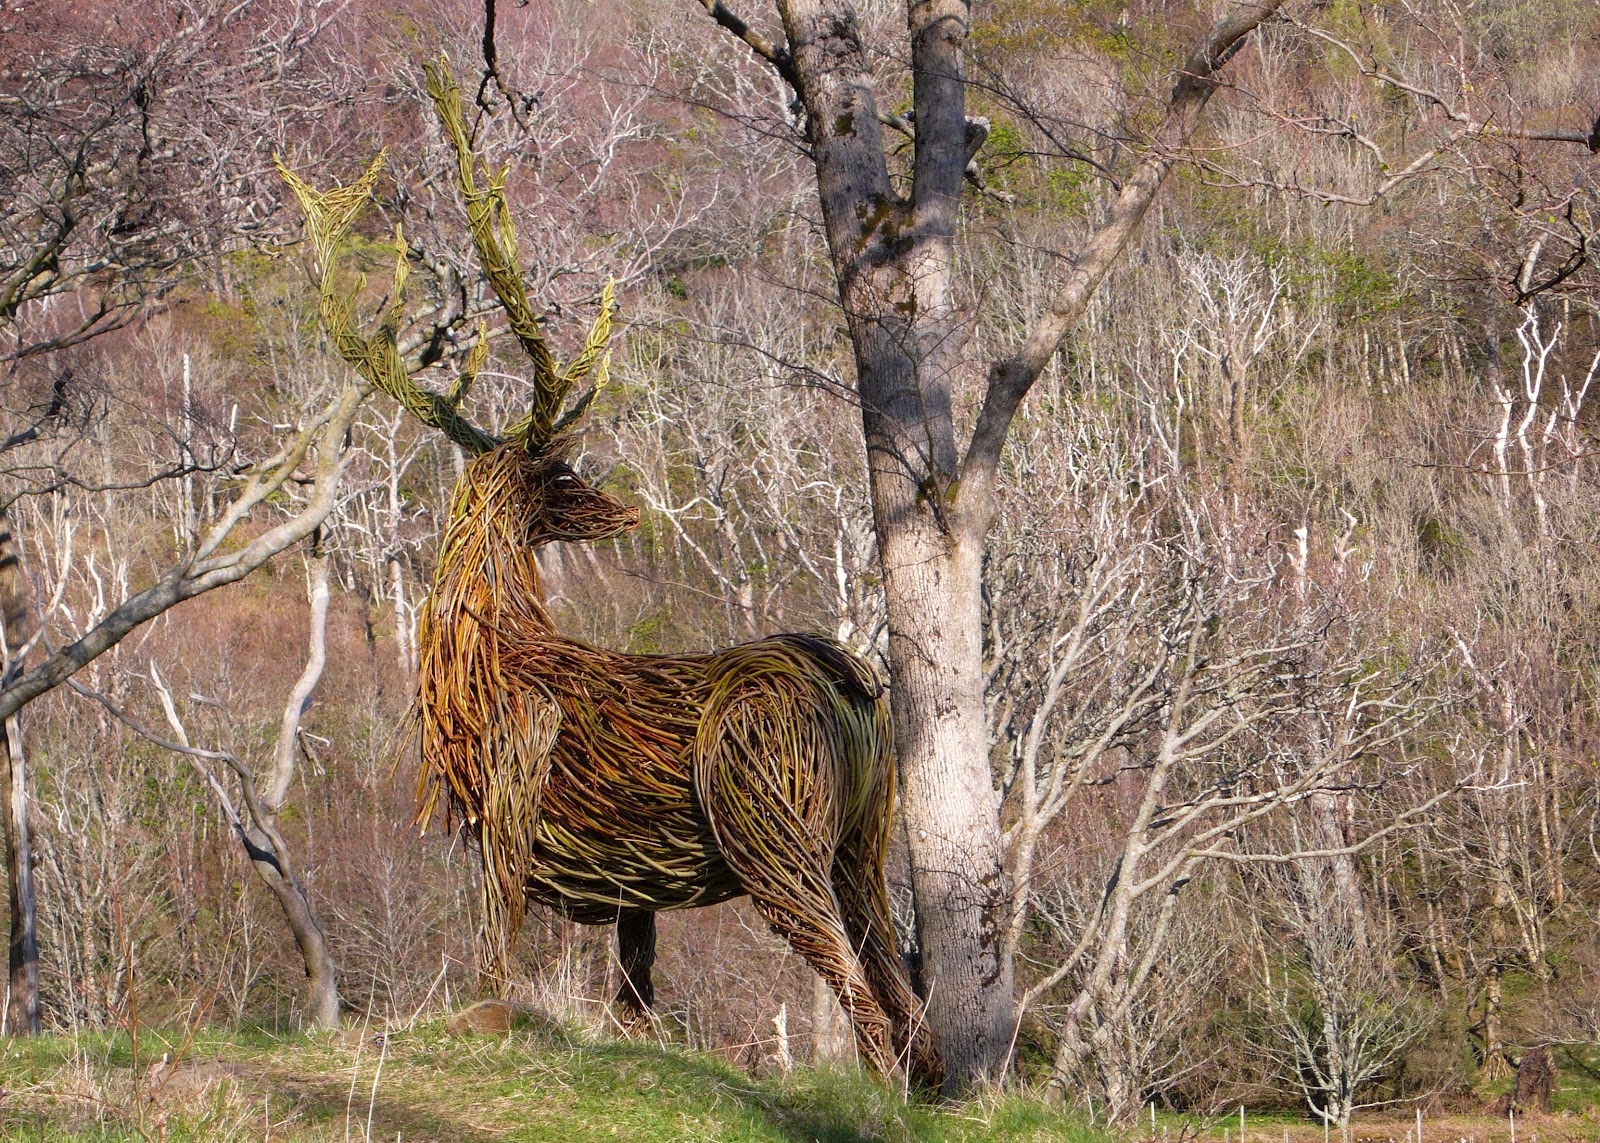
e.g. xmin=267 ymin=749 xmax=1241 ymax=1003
xmin=0 ymin=1020 xmax=1098 ymax=1142
xmin=10 ymin=1020 xmax=1598 ymax=1143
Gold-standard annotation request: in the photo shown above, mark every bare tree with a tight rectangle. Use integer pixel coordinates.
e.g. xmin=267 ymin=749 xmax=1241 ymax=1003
xmin=0 ymin=0 xmax=368 ymax=365
xmin=977 ymin=369 xmax=1451 ymax=1118
xmin=1250 ymin=851 xmax=1432 ymax=1129
xmin=0 ymin=0 xmax=381 ymax=1032
xmin=1170 ymin=251 xmax=1313 ymax=481
xmin=615 ymin=282 xmax=881 ymax=651
xmin=679 ymin=0 xmax=1295 ymax=1088
xmin=0 ymin=530 xmax=40 ymax=1033
xmin=61 ymin=544 xmax=342 ymax=1029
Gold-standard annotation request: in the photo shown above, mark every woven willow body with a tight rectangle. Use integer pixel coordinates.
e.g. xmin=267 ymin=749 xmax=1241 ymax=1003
xmin=413 ymin=446 xmax=940 ymax=1086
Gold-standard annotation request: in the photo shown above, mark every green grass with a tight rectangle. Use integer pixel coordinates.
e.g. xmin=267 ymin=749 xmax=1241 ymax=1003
xmin=1555 ymin=1045 xmax=1600 ymax=1117
xmin=0 ymin=1021 xmax=1103 ymax=1142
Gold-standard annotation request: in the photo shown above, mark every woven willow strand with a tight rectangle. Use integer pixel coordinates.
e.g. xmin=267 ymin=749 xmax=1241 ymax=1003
xmin=422 ymin=59 xmax=616 ymax=452
xmin=277 ymin=154 xmax=501 ymax=454
xmin=275 ymin=139 xmax=613 ymax=458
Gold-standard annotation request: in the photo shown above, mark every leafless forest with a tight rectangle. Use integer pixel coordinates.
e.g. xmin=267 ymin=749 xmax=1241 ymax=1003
xmin=2 ymin=0 xmax=1598 ymax=1125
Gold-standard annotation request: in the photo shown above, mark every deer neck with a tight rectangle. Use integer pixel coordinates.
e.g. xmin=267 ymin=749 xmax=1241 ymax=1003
xmin=438 ymin=518 xmax=556 ymax=634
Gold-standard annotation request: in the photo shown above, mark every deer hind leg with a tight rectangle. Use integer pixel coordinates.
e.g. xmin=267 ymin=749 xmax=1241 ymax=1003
xmin=832 ymin=818 xmax=946 ymax=1091
xmin=614 ymin=907 xmax=657 ymax=1023
xmin=695 ymin=688 xmax=898 ymax=1076
xmin=747 ymin=889 xmax=897 ymax=1076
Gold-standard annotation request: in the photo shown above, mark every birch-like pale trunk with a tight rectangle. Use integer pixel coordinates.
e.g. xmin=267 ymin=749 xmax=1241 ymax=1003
xmin=0 ymin=516 xmax=39 ymax=1035
xmin=139 ymin=551 xmax=342 ymax=1032
xmin=262 ymin=552 xmax=340 ymax=1028
xmin=1 ymin=713 xmax=39 ymax=1036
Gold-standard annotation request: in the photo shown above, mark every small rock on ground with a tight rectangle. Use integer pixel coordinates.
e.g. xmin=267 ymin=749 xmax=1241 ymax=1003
xmin=446 ymin=998 xmax=552 ymax=1036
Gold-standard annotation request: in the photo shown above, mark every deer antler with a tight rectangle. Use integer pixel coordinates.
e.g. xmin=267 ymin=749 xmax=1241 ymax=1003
xmin=276 ymin=152 xmax=501 ymax=455
xmin=278 ymin=60 xmax=615 ymax=455
xmin=423 ymin=57 xmax=615 ymax=451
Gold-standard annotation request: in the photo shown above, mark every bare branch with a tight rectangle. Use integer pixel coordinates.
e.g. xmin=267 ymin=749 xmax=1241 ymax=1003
xmin=0 ymin=378 xmax=369 ymax=724
xmin=691 ymin=0 xmax=799 ymax=90
xmin=961 ymin=0 xmax=1287 ymax=515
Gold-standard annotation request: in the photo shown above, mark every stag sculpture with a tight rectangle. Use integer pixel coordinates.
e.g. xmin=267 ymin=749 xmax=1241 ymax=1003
xmin=279 ymin=61 xmax=943 ymax=1089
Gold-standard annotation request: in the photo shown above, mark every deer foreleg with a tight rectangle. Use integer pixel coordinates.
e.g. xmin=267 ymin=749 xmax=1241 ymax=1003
xmin=614 ymin=907 xmax=658 ymax=1020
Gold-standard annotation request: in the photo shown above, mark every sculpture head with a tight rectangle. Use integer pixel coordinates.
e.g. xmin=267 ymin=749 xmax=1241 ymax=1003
xmin=442 ymin=443 xmax=641 ymax=570
xmin=520 ymin=453 xmax=640 ymax=546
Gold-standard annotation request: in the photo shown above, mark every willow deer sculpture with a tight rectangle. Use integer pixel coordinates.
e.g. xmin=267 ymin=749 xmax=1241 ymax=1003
xmin=279 ymin=62 xmax=942 ymax=1089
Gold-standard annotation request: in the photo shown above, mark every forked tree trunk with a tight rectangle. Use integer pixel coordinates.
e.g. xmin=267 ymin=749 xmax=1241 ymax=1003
xmin=722 ymin=0 xmax=1283 ymax=1092
xmin=146 ymin=552 xmax=342 ymax=1031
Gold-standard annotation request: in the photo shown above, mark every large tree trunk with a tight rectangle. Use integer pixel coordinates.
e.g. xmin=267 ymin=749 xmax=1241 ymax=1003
xmin=770 ymin=0 xmax=1015 ymax=1087
xmin=877 ymin=515 xmax=1014 ymax=1087
xmin=846 ymin=261 xmax=1014 ymax=1087
xmin=752 ymin=0 xmax=1282 ymax=1094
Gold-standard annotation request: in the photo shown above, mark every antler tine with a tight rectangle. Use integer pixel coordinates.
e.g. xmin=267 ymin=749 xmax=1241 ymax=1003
xmin=277 ymin=154 xmax=501 ymax=456
xmin=501 ymin=279 xmax=617 ymax=447
xmin=424 ymin=58 xmax=616 ymax=451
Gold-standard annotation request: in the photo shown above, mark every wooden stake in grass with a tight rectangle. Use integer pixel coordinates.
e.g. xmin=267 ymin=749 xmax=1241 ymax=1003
xmin=773 ymin=1003 xmax=792 ymax=1074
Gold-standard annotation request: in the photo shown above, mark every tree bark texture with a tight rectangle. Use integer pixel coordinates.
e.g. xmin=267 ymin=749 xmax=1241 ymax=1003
xmin=878 ymin=522 xmax=1014 ymax=1087
xmin=772 ymin=0 xmax=1014 ymax=1090
xmin=1 ymin=715 xmax=39 ymax=1036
